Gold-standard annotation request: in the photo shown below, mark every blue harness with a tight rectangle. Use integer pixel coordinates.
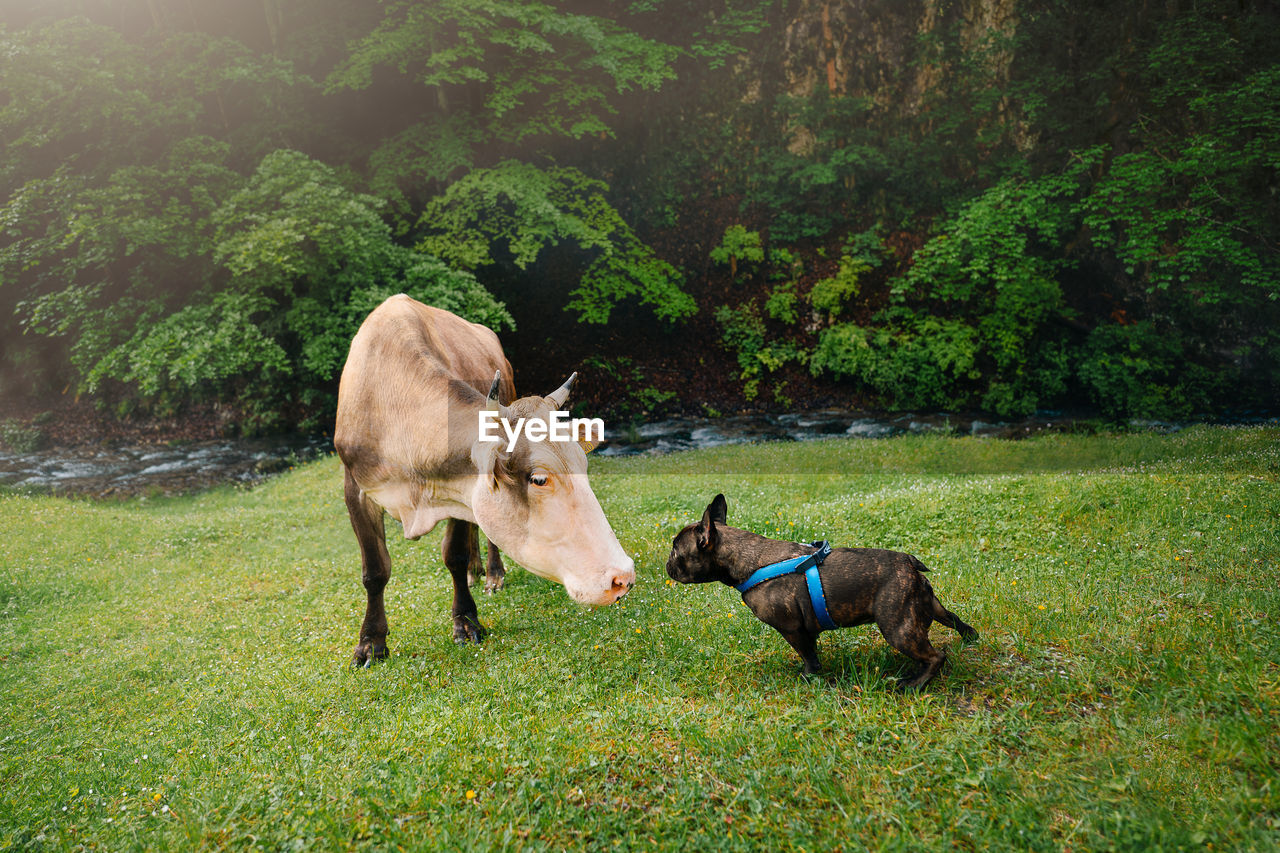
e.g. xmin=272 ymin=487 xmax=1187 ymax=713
xmin=734 ymin=541 xmax=837 ymax=631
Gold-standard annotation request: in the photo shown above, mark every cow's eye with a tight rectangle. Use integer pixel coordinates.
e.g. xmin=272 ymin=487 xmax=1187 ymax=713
xmin=529 ymin=473 xmax=549 ymax=487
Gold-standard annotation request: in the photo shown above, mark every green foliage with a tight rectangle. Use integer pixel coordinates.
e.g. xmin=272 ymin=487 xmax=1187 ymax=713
xmin=90 ymin=291 xmax=292 ymax=413
xmin=418 ymin=160 xmax=693 ymax=324
xmin=767 ymin=247 xmax=803 ymax=282
xmin=366 ymin=118 xmax=480 ymax=225
xmin=4 ymin=141 xmax=511 ymax=421
xmin=579 ymin=354 xmax=675 ymax=418
xmin=1074 ymin=63 xmax=1280 ymax=407
xmin=812 ymin=170 xmax=1082 ymax=416
xmin=738 ymin=92 xmax=892 ymax=241
xmin=677 ymin=0 xmax=771 ymax=70
xmin=811 ymin=317 xmax=980 ymax=410
xmin=763 ymin=283 xmax=798 ymax=324
xmin=1077 ymin=323 xmax=1213 ymax=420
xmin=3 ymin=0 xmax=1279 ymax=427
xmin=327 ymin=0 xmax=678 ymax=147
xmin=714 ymin=302 xmax=805 ymax=401
xmin=218 ymin=150 xmax=513 ymax=391
xmin=214 ymin=150 xmax=392 ymax=296
xmin=809 ymin=257 xmax=865 ymax=317
xmin=709 ymin=224 xmax=765 ymax=277
xmin=0 ymin=418 xmax=45 ymax=453
xmin=632 ymin=386 xmax=678 ymax=414
xmin=809 ymin=232 xmax=885 ymax=319
xmin=0 ymin=18 xmax=184 ymax=188
xmin=714 ymin=303 xmax=765 ymax=372
xmin=5 ymin=137 xmax=242 ymax=391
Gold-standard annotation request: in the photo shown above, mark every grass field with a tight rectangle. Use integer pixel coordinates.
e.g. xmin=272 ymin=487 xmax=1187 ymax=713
xmin=1 ymin=426 xmax=1277 ymax=851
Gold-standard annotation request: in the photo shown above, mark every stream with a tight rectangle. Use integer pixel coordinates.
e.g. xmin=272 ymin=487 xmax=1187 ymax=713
xmin=0 ymin=409 xmax=1216 ymax=498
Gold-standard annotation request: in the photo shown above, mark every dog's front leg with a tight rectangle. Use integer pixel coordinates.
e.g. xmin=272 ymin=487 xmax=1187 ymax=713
xmin=780 ymin=630 xmax=821 ymax=675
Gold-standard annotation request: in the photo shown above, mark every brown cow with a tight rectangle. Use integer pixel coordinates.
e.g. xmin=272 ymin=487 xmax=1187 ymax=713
xmin=334 ymin=294 xmax=634 ymax=665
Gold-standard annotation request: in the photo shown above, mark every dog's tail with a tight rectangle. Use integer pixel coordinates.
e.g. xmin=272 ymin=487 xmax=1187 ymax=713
xmin=915 ymin=558 xmax=978 ymax=640
xmin=931 ymin=592 xmax=979 ymax=642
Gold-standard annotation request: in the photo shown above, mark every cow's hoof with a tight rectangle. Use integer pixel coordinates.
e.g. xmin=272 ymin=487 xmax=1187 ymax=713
xmin=483 ymin=572 xmax=506 ymax=595
xmin=352 ymin=641 xmax=389 ymax=668
xmin=452 ymin=616 xmax=488 ymax=644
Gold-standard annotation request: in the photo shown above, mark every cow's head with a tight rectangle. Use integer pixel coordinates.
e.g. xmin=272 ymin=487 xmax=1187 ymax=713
xmin=469 ymin=372 xmax=634 ymax=606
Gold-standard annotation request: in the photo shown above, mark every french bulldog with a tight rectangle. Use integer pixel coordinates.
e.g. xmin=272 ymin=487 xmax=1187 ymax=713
xmin=666 ymin=494 xmax=978 ymax=689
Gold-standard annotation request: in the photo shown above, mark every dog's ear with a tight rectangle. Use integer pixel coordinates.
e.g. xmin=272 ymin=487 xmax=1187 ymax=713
xmin=697 ymin=495 xmax=725 ymax=551
xmin=708 ymin=493 xmax=727 ymax=525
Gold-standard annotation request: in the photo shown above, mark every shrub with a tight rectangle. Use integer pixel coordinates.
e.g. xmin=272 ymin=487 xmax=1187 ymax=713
xmin=710 ymin=225 xmax=765 ymax=279
xmin=715 ymin=302 xmax=806 ymax=401
xmin=418 ymin=160 xmax=694 ymax=325
xmin=0 ymin=419 xmax=45 ymax=453
xmin=1078 ymin=323 xmax=1214 ymax=420
xmin=764 ymin=283 xmax=799 ymax=324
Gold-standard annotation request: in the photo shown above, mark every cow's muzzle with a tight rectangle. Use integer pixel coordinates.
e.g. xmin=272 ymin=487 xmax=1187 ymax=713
xmin=609 ymin=574 xmax=634 ymax=603
xmin=584 ymin=562 xmax=634 ymax=606
xmin=604 ymin=560 xmax=636 ymax=604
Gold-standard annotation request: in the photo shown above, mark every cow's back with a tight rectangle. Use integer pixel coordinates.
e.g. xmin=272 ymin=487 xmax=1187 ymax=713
xmin=334 ymin=294 xmax=512 ymax=485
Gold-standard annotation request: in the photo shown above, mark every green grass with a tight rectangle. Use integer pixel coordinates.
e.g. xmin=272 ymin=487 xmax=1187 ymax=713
xmin=1 ymin=426 xmax=1278 ymax=851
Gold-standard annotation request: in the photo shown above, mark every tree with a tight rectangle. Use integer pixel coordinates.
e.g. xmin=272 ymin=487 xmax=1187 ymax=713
xmin=326 ymin=0 xmax=679 ymax=212
xmin=417 ymin=160 xmax=693 ymax=324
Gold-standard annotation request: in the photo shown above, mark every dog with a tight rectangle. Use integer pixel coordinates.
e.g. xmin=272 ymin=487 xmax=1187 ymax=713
xmin=665 ymin=494 xmax=978 ymax=689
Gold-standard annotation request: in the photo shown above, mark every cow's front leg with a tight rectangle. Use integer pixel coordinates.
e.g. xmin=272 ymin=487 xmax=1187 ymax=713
xmin=465 ymin=525 xmax=484 ymax=588
xmin=345 ymin=468 xmax=391 ymax=666
xmin=444 ymin=519 xmax=488 ymax=643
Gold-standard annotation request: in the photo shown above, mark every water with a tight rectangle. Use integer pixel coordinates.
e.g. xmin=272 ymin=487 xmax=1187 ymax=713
xmin=0 ymin=409 xmax=1217 ymax=498
xmin=594 ymin=409 xmax=1082 ymax=456
xmin=0 ymin=434 xmax=331 ymax=498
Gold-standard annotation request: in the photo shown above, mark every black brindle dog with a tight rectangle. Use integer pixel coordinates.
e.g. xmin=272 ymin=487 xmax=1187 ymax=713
xmin=666 ymin=494 xmax=978 ymax=689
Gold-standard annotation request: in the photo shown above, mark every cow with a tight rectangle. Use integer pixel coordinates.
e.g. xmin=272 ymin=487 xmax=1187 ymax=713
xmin=333 ymin=294 xmax=635 ymax=666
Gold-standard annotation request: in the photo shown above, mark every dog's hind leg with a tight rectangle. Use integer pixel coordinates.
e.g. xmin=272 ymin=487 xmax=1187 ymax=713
xmin=931 ymin=594 xmax=979 ymax=642
xmin=896 ymin=645 xmax=947 ymax=691
xmin=878 ymin=605 xmax=947 ymax=691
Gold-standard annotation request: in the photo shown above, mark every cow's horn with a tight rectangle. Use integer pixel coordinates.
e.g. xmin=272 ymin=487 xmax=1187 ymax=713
xmin=546 ymin=372 xmax=577 ymax=408
xmin=485 ymin=370 xmax=503 ymax=410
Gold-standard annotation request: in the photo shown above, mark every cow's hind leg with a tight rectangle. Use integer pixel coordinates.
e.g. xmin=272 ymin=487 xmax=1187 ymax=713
xmin=444 ymin=519 xmax=488 ymax=643
xmin=464 ymin=531 xmax=505 ymax=595
xmin=483 ymin=538 xmax=505 ymax=594
xmin=346 ymin=468 xmax=392 ymax=667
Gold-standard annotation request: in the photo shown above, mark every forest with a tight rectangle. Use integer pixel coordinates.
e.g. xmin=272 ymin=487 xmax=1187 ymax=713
xmin=1 ymin=0 xmax=1277 ymax=434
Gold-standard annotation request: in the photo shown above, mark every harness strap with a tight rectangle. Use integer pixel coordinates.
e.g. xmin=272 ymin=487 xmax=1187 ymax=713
xmin=736 ymin=541 xmax=837 ymax=631
xmin=804 ymin=563 xmax=836 ymax=631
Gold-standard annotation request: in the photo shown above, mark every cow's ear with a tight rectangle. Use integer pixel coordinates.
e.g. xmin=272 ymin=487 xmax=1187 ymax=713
xmin=470 ymin=436 xmax=515 ymax=490
xmin=470 ymin=439 xmax=499 ymax=489
xmin=708 ymin=493 xmax=727 ymax=525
